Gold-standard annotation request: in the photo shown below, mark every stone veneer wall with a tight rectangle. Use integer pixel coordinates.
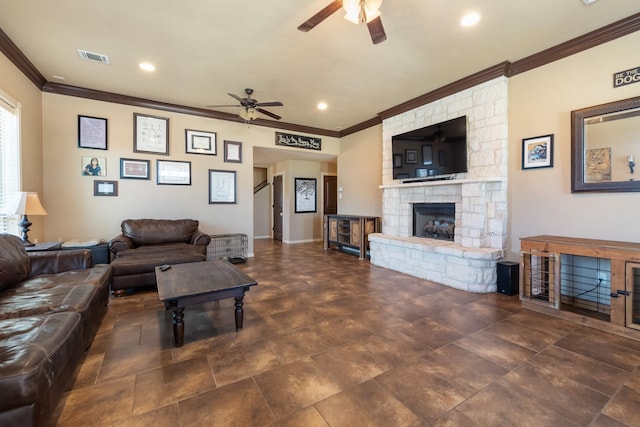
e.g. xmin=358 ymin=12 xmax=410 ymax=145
xmin=370 ymin=77 xmax=509 ymax=292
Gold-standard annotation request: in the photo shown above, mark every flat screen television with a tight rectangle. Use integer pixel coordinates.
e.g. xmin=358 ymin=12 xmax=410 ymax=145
xmin=391 ymin=116 xmax=467 ymax=181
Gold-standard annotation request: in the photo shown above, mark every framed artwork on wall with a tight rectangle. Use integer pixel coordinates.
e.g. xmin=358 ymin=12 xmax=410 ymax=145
xmin=405 ymin=149 xmax=418 ymax=164
xmin=209 ymin=169 xmax=237 ymax=204
xmin=94 ymin=180 xmax=118 ymax=196
xmin=134 ymin=113 xmax=169 ymax=155
xmin=78 ymin=115 xmax=108 ymax=150
xmin=224 ymin=140 xmax=242 ymax=163
xmin=393 ymin=154 xmax=402 ymax=168
xmin=120 ymin=158 xmax=150 ymax=180
xmin=295 ymin=177 xmax=317 ymax=213
xmin=522 ymin=134 xmax=554 ymax=170
xmin=422 ymin=145 xmax=433 ymax=165
xmin=185 ymin=129 xmax=217 ymax=155
xmin=157 ymin=160 xmax=191 ymax=185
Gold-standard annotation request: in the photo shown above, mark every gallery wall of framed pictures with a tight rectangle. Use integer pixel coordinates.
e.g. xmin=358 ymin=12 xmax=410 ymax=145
xmin=77 ymin=112 xmax=246 ymax=201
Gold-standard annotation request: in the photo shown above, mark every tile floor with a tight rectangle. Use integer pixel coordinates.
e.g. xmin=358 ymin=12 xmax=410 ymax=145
xmin=53 ymin=239 xmax=640 ymax=426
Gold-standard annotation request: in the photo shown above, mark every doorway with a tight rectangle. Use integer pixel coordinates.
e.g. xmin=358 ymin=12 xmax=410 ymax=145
xmin=272 ymin=174 xmax=283 ymax=241
xmin=323 ymin=175 xmax=337 ymax=215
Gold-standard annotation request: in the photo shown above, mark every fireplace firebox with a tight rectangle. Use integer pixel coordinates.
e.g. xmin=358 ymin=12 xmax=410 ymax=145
xmin=413 ymin=203 xmax=455 ymax=241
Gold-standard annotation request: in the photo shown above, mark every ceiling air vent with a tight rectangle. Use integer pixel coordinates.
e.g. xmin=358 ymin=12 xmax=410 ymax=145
xmin=77 ymin=49 xmax=110 ymax=64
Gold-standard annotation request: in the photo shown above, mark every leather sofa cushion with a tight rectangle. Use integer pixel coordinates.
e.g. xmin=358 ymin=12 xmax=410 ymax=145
xmin=0 ymin=234 xmax=30 ymax=292
xmin=121 ymin=219 xmax=199 ymax=247
xmin=111 ymin=250 xmax=206 ymax=276
xmin=0 ymin=313 xmax=83 ymax=414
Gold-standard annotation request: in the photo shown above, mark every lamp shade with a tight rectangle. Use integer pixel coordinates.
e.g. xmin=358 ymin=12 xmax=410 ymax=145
xmin=239 ymin=108 xmax=259 ymax=121
xmin=1 ymin=192 xmax=47 ymax=216
xmin=343 ymin=0 xmax=382 ymax=24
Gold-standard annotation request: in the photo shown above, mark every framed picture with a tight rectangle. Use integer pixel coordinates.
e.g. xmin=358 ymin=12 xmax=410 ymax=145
xmin=78 ymin=115 xmax=107 ymax=150
xmin=415 ymin=168 xmax=428 ymax=178
xmin=438 ymin=149 xmax=447 ymax=166
xmin=422 ymin=145 xmax=433 ymax=165
xmin=522 ymin=134 xmax=554 ymax=169
xmin=393 ymin=154 xmax=402 ymax=168
xmin=185 ymin=129 xmax=216 ymax=155
xmin=295 ymin=177 xmax=317 ymax=213
xmin=224 ymin=140 xmax=242 ymax=163
xmin=405 ymin=149 xmax=418 ymax=164
xmin=81 ymin=156 xmax=106 ymax=176
xmin=209 ymin=169 xmax=237 ymax=204
xmin=134 ymin=113 xmax=169 ymax=155
xmin=94 ymin=180 xmax=118 ymax=196
xmin=120 ymin=158 xmax=150 ymax=180
xmin=157 ymin=160 xmax=191 ymax=185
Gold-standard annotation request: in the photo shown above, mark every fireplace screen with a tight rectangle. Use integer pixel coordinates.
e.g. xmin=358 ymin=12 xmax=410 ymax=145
xmin=413 ymin=203 xmax=455 ymax=241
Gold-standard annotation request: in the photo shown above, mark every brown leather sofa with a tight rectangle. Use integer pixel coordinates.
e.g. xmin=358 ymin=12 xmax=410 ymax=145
xmin=0 ymin=234 xmax=112 ymax=427
xmin=109 ymin=219 xmax=210 ymax=295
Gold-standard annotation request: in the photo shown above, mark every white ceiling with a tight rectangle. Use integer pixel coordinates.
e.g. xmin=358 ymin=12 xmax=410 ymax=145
xmin=0 ymin=1 xmax=638 ymax=135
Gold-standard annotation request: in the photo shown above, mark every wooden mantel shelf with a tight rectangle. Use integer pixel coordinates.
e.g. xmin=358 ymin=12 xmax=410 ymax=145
xmin=380 ymin=176 xmax=506 ymax=189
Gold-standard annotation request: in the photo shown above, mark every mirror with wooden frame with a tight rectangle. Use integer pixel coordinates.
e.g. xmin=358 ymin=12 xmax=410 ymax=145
xmin=571 ymin=95 xmax=640 ymax=192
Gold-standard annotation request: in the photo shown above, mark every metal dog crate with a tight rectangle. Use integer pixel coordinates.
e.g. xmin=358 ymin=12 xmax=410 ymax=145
xmin=207 ymin=233 xmax=247 ymax=261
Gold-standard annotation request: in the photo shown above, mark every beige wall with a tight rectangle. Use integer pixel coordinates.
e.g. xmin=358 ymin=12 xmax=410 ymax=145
xmin=0 ymin=53 xmax=45 ymax=240
xmin=507 ymin=31 xmax=640 ymax=259
xmin=40 ymin=93 xmax=339 ymax=255
xmin=337 ymin=124 xmax=383 ymax=216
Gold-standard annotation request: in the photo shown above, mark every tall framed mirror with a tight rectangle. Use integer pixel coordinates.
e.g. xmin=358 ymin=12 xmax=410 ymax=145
xmin=571 ymin=95 xmax=640 ymax=192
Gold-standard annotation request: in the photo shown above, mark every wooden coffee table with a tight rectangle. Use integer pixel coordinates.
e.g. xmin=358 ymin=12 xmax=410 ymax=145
xmin=156 ymin=260 xmax=257 ymax=347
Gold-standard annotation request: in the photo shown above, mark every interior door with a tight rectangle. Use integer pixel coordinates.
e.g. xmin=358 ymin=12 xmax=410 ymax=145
xmin=323 ymin=175 xmax=337 ymax=215
xmin=272 ymin=174 xmax=283 ymax=241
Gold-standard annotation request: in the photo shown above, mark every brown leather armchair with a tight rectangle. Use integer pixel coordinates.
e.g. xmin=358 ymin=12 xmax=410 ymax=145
xmin=109 ymin=219 xmax=210 ymax=295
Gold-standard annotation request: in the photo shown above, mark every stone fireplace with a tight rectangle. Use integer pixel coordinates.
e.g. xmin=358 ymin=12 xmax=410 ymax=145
xmin=413 ymin=203 xmax=455 ymax=241
xmin=369 ymin=77 xmax=509 ymax=293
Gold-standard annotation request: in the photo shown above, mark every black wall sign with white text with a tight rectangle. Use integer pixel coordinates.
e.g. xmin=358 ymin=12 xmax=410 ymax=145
xmin=275 ymin=132 xmax=322 ymax=151
xmin=613 ymin=66 xmax=640 ymax=88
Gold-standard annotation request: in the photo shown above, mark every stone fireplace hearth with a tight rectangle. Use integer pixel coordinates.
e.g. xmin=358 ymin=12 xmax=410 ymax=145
xmin=369 ymin=77 xmax=508 ymax=293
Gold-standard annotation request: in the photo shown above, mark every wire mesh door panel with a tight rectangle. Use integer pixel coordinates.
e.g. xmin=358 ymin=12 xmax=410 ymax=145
xmin=521 ymin=250 xmax=559 ymax=309
xmin=560 ymin=254 xmax=611 ymax=321
xmin=626 ymin=262 xmax=640 ymax=330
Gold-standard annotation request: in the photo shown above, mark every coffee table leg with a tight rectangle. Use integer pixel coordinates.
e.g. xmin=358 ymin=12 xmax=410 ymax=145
xmin=173 ymin=307 xmax=185 ymax=347
xmin=234 ymin=296 xmax=244 ymax=330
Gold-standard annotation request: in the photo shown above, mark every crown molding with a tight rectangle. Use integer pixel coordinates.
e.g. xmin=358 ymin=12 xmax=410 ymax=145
xmin=0 ymin=27 xmax=46 ymax=88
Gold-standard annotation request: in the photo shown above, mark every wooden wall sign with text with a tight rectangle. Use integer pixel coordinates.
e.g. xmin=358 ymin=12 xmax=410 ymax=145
xmin=275 ymin=132 xmax=321 ymax=151
xmin=614 ymin=66 xmax=640 ymax=88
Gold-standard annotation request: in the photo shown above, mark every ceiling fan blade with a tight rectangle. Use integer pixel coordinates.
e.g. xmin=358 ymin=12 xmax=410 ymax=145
xmin=298 ymin=0 xmax=343 ymax=32
xmin=256 ymin=108 xmax=282 ymax=120
xmin=206 ymin=104 xmax=241 ymax=108
xmin=255 ymin=101 xmax=284 ymax=107
xmin=367 ymin=16 xmax=387 ymax=44
xmin=227 ymin=93 xmax=243 ymax=102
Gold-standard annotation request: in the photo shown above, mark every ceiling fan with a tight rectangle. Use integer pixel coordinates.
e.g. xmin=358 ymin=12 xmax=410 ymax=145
xmin=298 ymin=0 xmax=387 ymax=44
xmin=207 ymin=88 xmax=284 ymax=121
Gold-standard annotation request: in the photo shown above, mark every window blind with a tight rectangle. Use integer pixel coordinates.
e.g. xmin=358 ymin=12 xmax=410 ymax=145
xmin=0 ymin=94 xmax=20 ymax=234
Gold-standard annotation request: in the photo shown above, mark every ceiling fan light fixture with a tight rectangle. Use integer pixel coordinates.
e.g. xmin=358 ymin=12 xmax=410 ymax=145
xmin=239 ymin=107 xmax=259 ymax=121
xmin=343 ymin=0 xmax=382 ymax=24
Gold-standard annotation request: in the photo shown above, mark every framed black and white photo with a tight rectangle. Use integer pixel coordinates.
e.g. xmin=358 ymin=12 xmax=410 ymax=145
xmin=209 ymin=169 xmax=237 ymax=204
xmin=224 ymin=140 xmax=242 ymax=163
xmin=78 ymin=115 xmax=107 ymax=150
xmin=120 ymin=158 xmax=150 ymax=180
xmin=93 ymin=180 xmax=118 ymax=196
xmin=134 ymin=113 xmax=169 ymax=155
xmin=295 ymin=177 xmax=317 ymax=213
xmin=157 ymin=160 xmax=191 ymax=185
xmin=185 ymin=129 xmax=216 ymax=155
xmin=522 ymin=134 xmax=554 ymax=170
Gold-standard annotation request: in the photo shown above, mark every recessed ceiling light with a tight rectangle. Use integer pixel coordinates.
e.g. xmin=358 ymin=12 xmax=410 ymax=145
xmin=460 ymin=12 xmax=481 ymax=27
xmin=139 ymin=62 xmax=156 ymax=72
xmin=317 ymin=102 xmax=328 ymax=110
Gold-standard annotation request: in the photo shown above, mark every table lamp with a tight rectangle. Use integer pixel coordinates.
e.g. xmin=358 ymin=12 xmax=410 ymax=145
xmin=1 ymin=192 xmax=47 ymax=246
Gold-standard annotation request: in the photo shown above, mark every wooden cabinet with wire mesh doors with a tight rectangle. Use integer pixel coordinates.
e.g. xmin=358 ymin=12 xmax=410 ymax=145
xmin=324 ymin=215 xmax=380 ymax=259
xmin=520 ymin=235 xmax=640 ymax=333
